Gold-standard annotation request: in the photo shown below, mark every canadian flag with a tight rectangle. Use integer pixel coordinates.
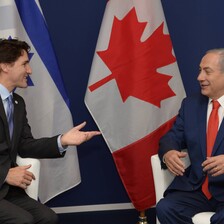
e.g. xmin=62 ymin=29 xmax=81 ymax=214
xmin=85 ymin=0 xmax=186 ymax=211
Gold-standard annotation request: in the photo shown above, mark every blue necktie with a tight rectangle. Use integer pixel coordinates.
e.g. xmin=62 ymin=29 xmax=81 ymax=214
xmin=6 ymin=95 xmax=14 ymax=139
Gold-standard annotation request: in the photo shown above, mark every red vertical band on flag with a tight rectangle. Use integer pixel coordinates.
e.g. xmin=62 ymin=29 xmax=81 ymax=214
xmin=112 ymin=117 xmax=176 ymax=211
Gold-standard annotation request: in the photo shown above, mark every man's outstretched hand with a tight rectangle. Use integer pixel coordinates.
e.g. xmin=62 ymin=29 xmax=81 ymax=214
xmin=60 ymin=121 xmax=101 ymax=147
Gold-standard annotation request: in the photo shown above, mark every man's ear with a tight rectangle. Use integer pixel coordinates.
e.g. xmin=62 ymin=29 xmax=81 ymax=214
xmin=0 ymin=63 xmax=8 ymax=72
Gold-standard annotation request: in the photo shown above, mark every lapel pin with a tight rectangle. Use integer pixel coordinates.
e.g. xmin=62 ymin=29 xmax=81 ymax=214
xmin=15 ymin=100 xmax=18 ymax=104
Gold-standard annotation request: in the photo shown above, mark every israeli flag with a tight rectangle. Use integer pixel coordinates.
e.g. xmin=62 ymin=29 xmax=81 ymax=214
xmin=0 ymin=0 xmax=81 ymax=203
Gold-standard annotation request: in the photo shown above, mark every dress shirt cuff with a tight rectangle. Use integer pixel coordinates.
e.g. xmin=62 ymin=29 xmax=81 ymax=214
xmin=57 ymin=135 xmax=68 ymax=154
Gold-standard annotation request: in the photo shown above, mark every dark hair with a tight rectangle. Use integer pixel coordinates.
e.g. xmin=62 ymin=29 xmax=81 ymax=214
xmin=0 ymin=38 xmax=30 ymax=64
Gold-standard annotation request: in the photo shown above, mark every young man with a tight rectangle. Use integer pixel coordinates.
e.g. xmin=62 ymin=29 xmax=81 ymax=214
xmin=0 ymin=38 xmax=101 ymax=224
xmin=157 ymin=48 xmax=224 ymax=224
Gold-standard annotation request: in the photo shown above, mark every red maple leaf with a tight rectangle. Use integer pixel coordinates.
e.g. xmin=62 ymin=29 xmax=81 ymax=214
xmin=89 ymin=7 xmax=176 ymax=107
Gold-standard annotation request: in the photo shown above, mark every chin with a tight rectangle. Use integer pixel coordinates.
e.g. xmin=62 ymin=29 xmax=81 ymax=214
xmin=201 ymin=90 xmax=209 ymax=97
xmin=19 ymin=84 xmax=28 ymax=88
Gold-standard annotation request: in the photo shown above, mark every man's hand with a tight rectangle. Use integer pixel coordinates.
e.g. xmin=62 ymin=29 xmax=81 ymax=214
xmin=163 ymin=150 xmax=188 ymax=176
xmin=202 ymin=155 xmax=224 ymax=177
xmin=61 ymin=121 xmax=101 ymax=147
xmin=5 ymin=165 xmax=35 ymax=189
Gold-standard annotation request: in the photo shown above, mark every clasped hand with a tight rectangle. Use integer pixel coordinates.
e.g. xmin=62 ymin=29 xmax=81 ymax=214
xmin=164 ymin=151 xmax=224 ymax=177
xmin=163 ymin=150 xmax=188 ymax=176
xmin=6 ymin=165 xmax=35 ymax=189
xmin=202 ymin=155 xmax=224 ymax=177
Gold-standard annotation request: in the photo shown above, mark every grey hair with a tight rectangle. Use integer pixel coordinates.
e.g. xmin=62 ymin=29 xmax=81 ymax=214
xmin=206 ymin=48 xmax=224 ymax=72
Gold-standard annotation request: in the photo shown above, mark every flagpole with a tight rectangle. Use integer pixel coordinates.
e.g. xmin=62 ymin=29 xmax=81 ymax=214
xmin=137 ymin=210 xmax=148 ymax=224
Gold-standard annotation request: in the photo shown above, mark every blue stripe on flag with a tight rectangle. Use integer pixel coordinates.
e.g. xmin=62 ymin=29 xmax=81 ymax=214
xmin=14 ymin=0 xmax=70 ymax=107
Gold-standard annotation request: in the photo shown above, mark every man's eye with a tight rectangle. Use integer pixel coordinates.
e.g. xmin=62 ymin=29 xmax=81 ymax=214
xmin=205 ymin=70 xmax=212 ymax=74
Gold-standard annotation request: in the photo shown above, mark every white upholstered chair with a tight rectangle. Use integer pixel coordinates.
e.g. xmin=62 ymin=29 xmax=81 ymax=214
xmin=16 ymin=156 xmax=40 ymax=200
xmin=151 ymin=154 xmax=215 ymax=224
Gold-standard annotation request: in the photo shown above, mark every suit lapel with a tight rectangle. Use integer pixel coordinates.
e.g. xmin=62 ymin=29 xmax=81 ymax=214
xmin=198 ymin=97 xmax=209 ymax=159
xmin=11 ymin=95 xmax=21 ymax=150
xmin=0 ymin=97 xmax=11 ymax=142
xmin=212 ymin=116 xmax=224 ymax=155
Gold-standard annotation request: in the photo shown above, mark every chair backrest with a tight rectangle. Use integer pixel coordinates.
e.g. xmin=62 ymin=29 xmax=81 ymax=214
xmin=16 ymin=156 xmax=40 ymax=200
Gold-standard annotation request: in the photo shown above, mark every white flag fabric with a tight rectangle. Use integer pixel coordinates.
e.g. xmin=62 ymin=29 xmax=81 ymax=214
xmin=85 ymin=0 xmax=186 ymax=211
xmin=0 ymin=0 xmax=81 ymax=203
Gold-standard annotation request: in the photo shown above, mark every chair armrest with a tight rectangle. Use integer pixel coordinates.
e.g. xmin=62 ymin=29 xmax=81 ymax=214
xmin=151 ymin=154 xmax=175 ymax=203
xmin=151 ymin=151 xmax=190 ymax=203
xmin=16 ymin=156 xmax=40 ymax=200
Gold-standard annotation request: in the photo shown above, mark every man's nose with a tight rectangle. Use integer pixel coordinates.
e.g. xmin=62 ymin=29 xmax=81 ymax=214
xmin=26 ymin=64 xmax=32 ymax=74
xmin=197 ymin=72 xmax=204 ymax=81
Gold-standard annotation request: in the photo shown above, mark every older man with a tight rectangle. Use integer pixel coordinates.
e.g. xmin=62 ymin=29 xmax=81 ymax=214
xmin=156 ymin=49 xmax=224 ymax=224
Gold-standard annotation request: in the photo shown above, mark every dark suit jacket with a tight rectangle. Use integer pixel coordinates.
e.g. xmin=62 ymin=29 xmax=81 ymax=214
xmin=0 ymin=92 xmax=64 ymax=199
xmin=159 ymin=94 xmax=224 ymax=201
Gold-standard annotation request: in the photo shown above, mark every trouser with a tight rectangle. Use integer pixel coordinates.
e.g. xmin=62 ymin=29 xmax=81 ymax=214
xmin=156 ymin=189 xmax=224 ymax=224
xmin=0 ymin=186 xmax=59 ymax=224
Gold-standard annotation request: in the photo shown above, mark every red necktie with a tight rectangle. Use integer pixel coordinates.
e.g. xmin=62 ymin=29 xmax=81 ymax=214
xmin=202 ymin=100 xmax=220 ymax=199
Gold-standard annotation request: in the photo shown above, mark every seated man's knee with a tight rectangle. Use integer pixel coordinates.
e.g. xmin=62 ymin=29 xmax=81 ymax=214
xmin=16 ymin=214 xmax=34 ymax=224
xmin=156 ymin=198 xmax=171 ymax=218
xmin=211 ymin=211 xmax=224 ymax=224
xmin=39 ymin=208 xmax=59 ymax=224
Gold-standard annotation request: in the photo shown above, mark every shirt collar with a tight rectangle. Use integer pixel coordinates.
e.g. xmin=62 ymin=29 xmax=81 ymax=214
xmin=0 ymin=84 xmax=11 ymax=101
xmin=209 ymin=95 xmax=224 ymax=108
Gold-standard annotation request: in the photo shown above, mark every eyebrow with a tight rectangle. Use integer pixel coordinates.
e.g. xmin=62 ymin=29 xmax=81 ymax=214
xmin=203 ymin=66 xmax=213 ymax=71
xmin=23 ymin=60 xmax=29 ymax=64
